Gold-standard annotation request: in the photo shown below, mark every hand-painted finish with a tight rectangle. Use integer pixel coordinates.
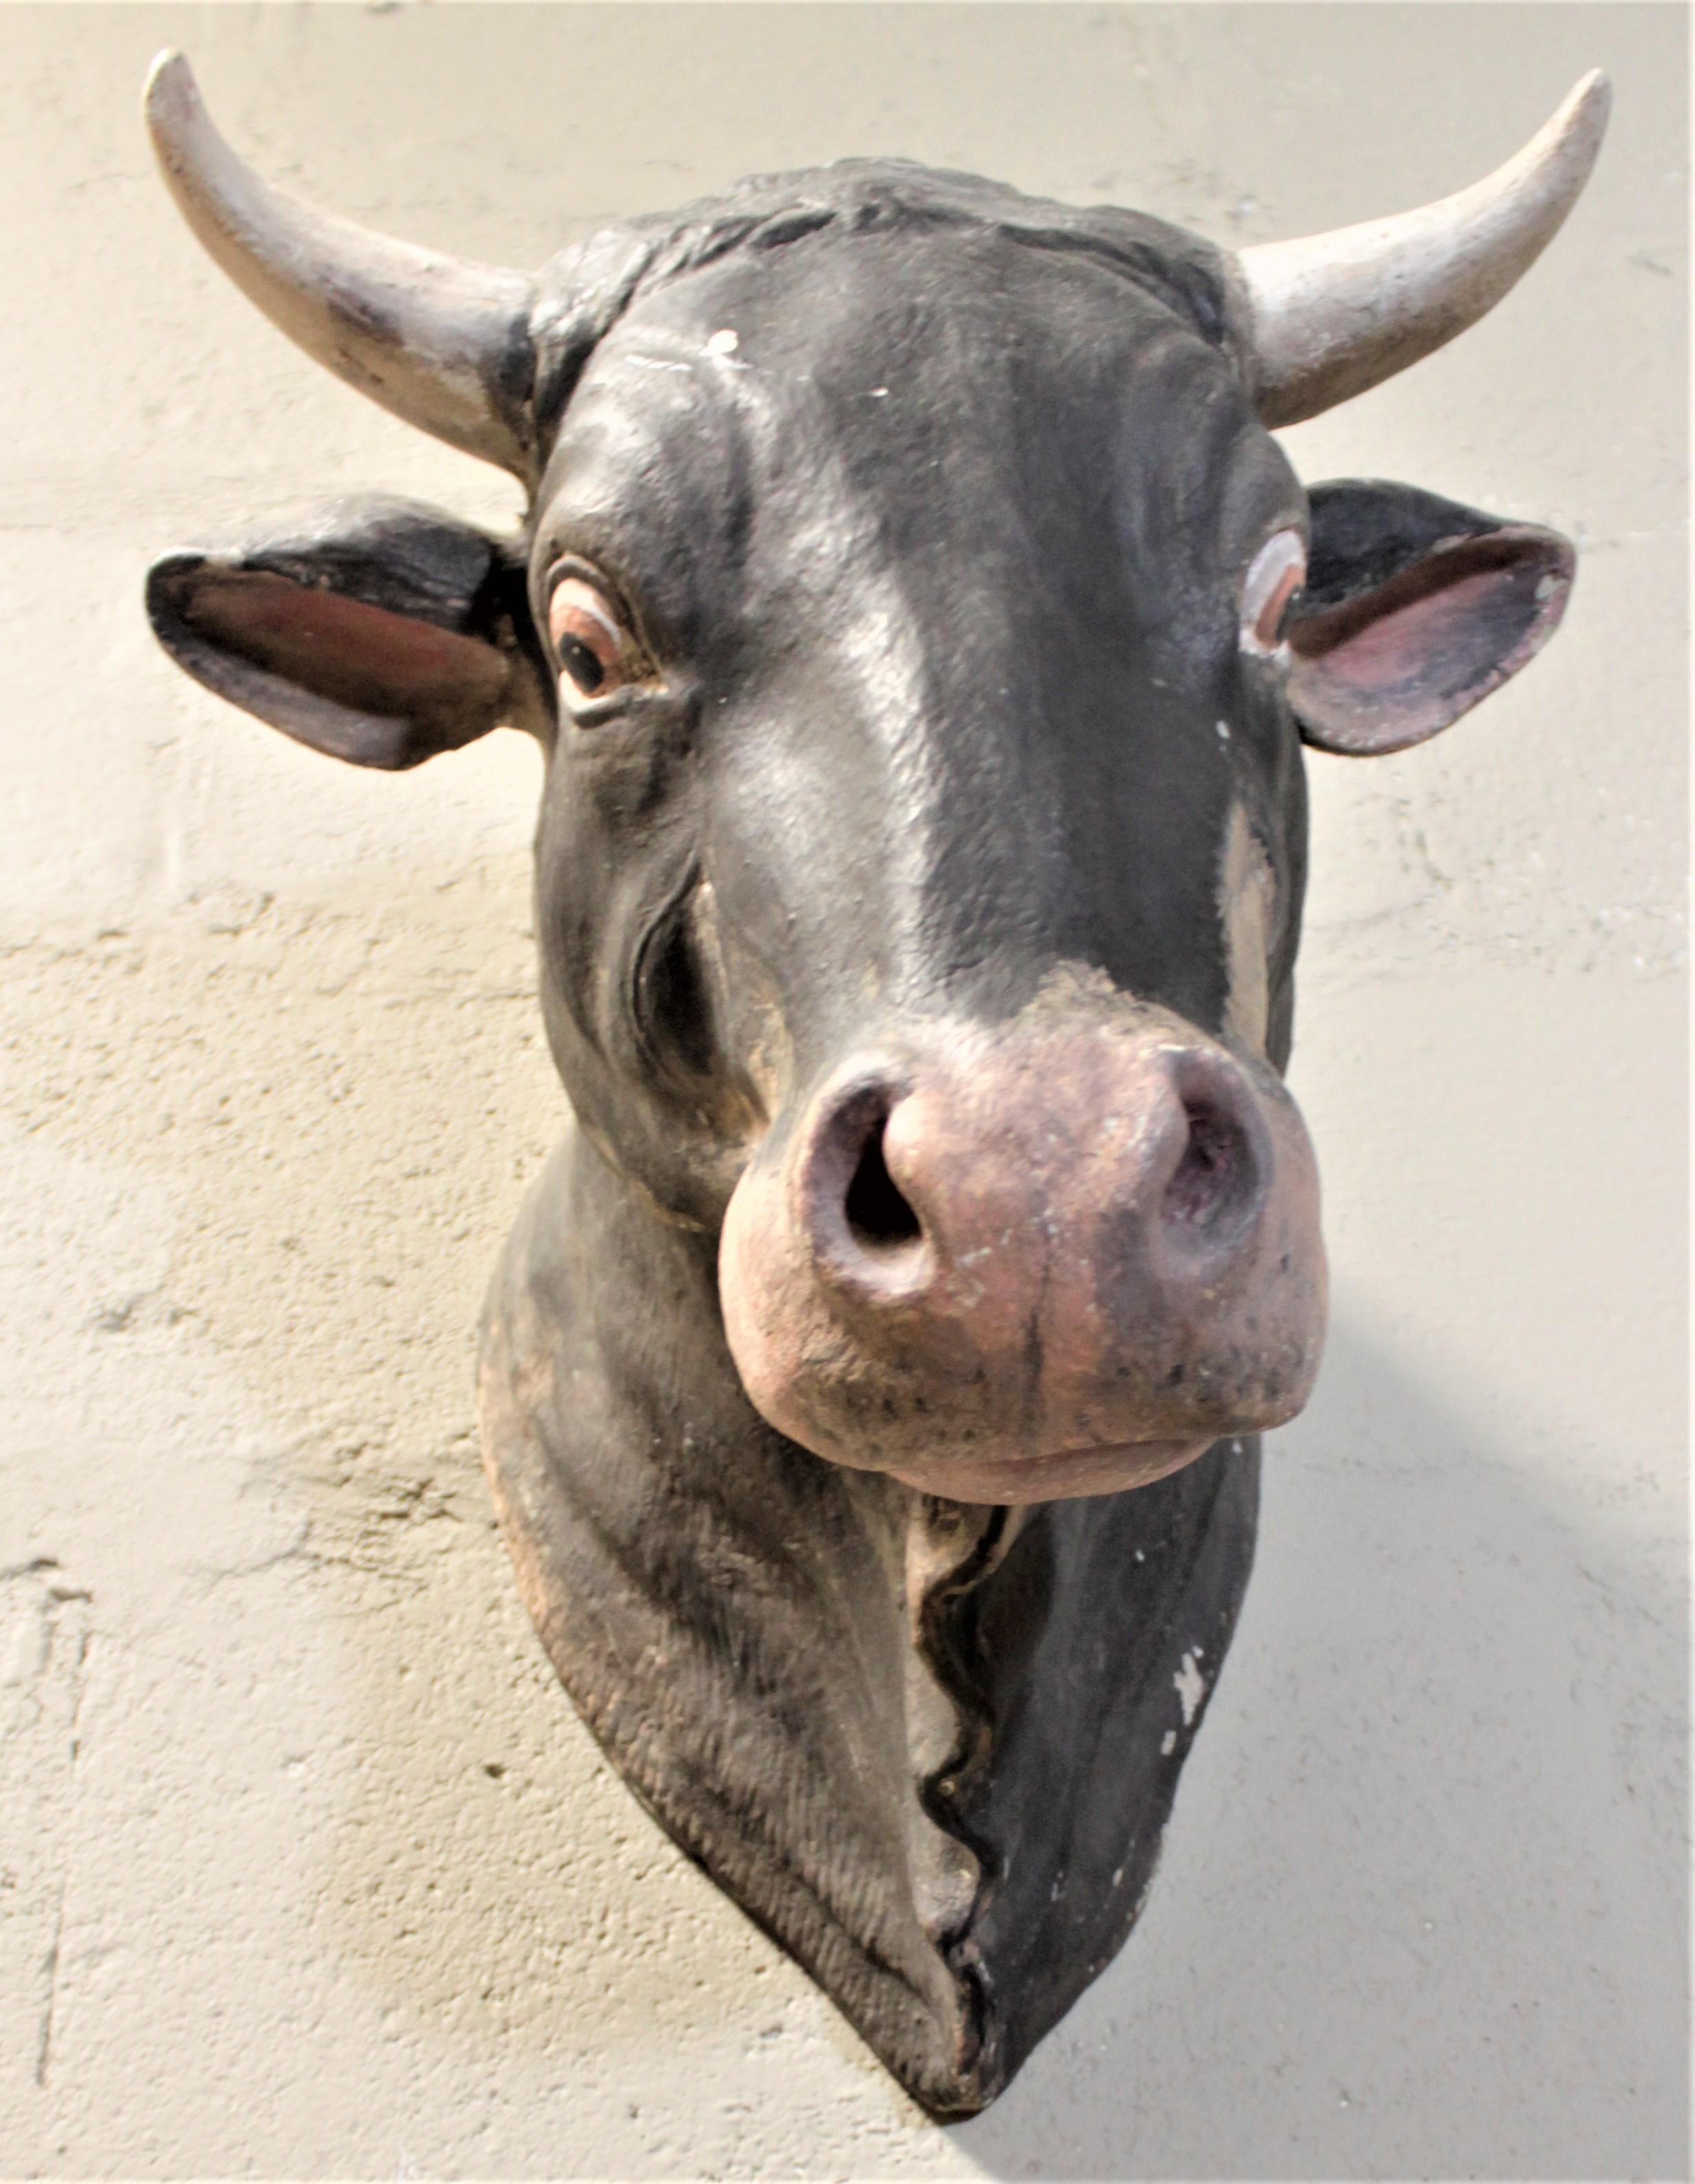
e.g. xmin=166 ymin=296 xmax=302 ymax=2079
xmin=144 ymin=57 xmax=1603 ymax=2115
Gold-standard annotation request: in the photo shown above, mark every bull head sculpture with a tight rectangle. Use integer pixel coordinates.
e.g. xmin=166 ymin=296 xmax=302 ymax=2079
xmin=144 ymin=57 xmax=1605 ymax=2116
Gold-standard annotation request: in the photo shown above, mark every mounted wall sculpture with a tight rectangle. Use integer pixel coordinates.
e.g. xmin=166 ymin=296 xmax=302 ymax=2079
xmin=143 ymin=56 xmax=1606 ymax=2117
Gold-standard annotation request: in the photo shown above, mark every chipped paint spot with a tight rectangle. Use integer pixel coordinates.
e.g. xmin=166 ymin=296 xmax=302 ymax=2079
xmin=1173 ymin=1648 xmax=1206 ymax=1724
xmin=1160 ymin=1729 xmax=1177 ymax=1755
xmin=1215 ymin=719 xmax=1231 ymax=741
xmin=1217 ymin=803 xmax=1274 ymax=1054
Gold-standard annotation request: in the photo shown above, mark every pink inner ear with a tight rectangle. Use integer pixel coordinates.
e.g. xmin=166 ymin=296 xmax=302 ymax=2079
xmin=1288 ymin=530 xmax=1572 ymax=756
xmin=187 ymin=571 xmax=509 ymax=722
xmin=1306 ymin=565 xmax=1512 ymax=696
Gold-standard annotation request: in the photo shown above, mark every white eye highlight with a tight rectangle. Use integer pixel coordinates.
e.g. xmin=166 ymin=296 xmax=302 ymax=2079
xmin=1241 ymin=529 xmax=1306 ymax=656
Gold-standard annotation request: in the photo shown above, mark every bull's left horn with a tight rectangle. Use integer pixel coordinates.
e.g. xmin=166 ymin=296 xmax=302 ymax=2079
xmin=1239 ymin=72 xmax=1610 ymax=427
xmin=144 ymin=52 xmax=538 ymax=478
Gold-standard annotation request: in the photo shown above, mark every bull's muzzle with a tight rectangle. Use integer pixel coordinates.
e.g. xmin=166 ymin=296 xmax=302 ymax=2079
xmin=719 ymin=1005 xmax=1327 ymax=1502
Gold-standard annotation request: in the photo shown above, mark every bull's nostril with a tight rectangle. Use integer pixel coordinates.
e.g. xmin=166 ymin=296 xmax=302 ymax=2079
xmin=1166 ymin=1098 xmax=1252 ymax=1233
xmin=844 ymin=1115 xmax=922 ymax=1249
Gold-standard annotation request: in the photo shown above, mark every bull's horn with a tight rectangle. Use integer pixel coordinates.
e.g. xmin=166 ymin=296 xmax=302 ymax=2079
xmin=143 ymin=51 xmax=537 ymax=477
xmin=1239 ymin=72 xmax=1610 ymax=427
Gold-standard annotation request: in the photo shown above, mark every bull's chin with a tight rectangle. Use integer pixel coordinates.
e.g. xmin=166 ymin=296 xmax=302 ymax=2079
xmin=881 ymin=1433 xmax=1226 ymax=1506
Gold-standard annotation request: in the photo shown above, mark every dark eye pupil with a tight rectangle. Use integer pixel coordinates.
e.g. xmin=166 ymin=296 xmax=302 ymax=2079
xmin=560 ymin=634 xmax=606 ymax=694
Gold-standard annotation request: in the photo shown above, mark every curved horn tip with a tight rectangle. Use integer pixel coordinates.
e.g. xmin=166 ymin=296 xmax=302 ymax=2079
xmin=136 ymin=46 xmax=536 ymax=479
xmin=1534 ymin=68 xmax=1612 ymax=185
xmin=143 ymin=51 xmax=214 ymax=181
xmin=1561 ymin=67 xmax=1612 ymax=138
xmin=1243 ymin=69 xmax=1614 ymax=429
xmin=143 ymin=48 xmax=194 ymax=130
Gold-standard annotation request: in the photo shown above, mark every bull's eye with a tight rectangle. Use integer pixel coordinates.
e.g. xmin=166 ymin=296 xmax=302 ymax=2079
xmin=546 ymin=573 xmax=650 ymax=709
xmin=1240 ymin=528 xmax=1307 ymax=656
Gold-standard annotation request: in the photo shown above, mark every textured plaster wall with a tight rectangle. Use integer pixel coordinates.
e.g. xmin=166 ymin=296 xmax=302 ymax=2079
xmin=0 ymin=5 xmax=1685 ymax=2177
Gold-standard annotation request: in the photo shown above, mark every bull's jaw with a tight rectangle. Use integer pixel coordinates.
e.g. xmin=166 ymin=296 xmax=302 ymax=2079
xmin=889 ymin=1431 xmax=1219 ymax=1506
xmin=477 ymin=1119 xmax=1261 ymax=2116
xmin=478 ymin=1124 xmax=987 ymax=2107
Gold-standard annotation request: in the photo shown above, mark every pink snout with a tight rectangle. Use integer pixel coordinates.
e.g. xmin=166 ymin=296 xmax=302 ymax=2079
xmin=719 ymin=1008 xmax=1327 ymax=1502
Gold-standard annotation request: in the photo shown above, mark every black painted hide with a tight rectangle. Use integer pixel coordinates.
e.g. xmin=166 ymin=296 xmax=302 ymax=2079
xmin=480 ymin=172 xmax=1288 ymax=2113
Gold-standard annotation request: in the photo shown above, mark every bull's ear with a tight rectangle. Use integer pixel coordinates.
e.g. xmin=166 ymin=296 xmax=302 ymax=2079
xmin=1286 ymin=480 xmax=1574 ymax=757
xmin=146 ymin=496 xmax=549 ymax=769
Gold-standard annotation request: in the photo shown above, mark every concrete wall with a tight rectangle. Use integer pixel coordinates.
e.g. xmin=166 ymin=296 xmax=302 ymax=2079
xmin=1 ymin=5 xmax=1684 ymax=2174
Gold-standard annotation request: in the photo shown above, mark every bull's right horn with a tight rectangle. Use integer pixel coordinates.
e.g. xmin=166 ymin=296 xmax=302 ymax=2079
xmin=1239 ymin=72 xmax=1610 ymax=427
xmin=144 ymin=52 xmax=538 ymax=479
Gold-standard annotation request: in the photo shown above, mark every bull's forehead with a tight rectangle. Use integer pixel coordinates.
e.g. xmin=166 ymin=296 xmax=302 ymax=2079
xmin=535 ymin=228 xmax=1302 ymax=658
xmin=532 ymin=228 xmax=1306 ymax=1039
